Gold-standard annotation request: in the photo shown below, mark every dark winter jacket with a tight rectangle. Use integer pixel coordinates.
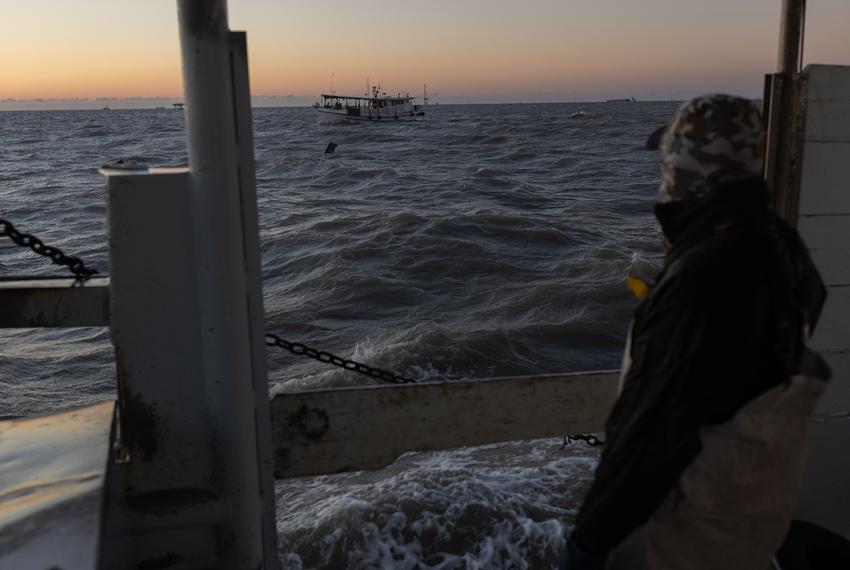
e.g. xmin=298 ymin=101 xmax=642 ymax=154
xmin=570 ymin=176 xmax=827 ymax=558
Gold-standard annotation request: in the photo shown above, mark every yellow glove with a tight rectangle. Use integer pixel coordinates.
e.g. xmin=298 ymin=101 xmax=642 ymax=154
xmin=627 ymin=254 xmax=660 ymax=300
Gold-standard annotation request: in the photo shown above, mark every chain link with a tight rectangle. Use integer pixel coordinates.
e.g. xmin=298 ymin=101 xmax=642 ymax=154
xmin=562 ymin=434 xmax=606 ymax=448
xmin=0 ymin=218 xmax=604 ymax=408
xmin=0 ymin=218 xmax=97 ymax=278
xmin=0 ymin=216 xmax=608 ymax=437
xmin=265 ymin=332 xmax=417 ymax=385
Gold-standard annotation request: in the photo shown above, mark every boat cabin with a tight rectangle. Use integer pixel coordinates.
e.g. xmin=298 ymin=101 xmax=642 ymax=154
xmin=314 ymin=86 xmax=423 ymax=122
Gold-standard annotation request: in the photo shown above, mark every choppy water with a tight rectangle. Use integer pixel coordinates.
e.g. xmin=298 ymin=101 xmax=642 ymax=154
xmin=1 ymin=102 xmax=677 ymax=568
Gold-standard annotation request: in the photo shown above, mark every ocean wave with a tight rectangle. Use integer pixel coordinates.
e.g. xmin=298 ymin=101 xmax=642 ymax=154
xmin=277 ymin=438 xmax=599 ymax=569
xmin=2 ymin=102 xmax=683 ymax=561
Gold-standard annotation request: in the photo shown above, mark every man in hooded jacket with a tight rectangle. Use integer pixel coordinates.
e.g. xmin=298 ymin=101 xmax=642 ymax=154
xmin=562 ymin=94 xmax=830 ymax=570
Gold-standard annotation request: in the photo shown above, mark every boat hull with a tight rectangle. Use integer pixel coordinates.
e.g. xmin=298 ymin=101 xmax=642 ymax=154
xmin=316 ymin=108 xmax=423 ymax=124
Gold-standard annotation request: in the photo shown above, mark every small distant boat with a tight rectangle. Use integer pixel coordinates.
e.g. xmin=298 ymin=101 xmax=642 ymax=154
xmin=606 ymin=97 xmax=637 ymax=102
xmin=313 ymin=85 xmax=425 ymax=124
xmin=173 ymin=102 xmax=185 ymax=110
xmin=102 ymin=105 xmax=111 ymax=110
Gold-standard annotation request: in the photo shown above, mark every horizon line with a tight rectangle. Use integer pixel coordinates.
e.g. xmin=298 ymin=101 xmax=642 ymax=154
xmin=0 ymin=95 xmax=768 ymax=112
xmin=0 ymin=99 xmax=697 ymax=112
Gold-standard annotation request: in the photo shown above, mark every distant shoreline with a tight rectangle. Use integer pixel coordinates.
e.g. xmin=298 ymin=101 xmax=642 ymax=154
xmin=0 ymin=99 xmax=713 ymax=112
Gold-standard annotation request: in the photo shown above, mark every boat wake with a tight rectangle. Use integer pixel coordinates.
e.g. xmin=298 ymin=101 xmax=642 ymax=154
xmin=276 ymin=438 xmax=599 ymax=569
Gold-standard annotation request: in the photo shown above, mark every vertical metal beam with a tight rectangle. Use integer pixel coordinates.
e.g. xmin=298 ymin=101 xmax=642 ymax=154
xmin=98 ymin=1 xmax=277 ymax=567
xmin=227 ymin=29 xmax=280 ymax=562
xmin=778 ymin=0 xmax=806 ymax=74
xmin=100 ymin=167 xmax=220 ymax=568
xmin=764 ymin=0 xmax=808 ymax=225
xmin=176 ymin=0 xmax=278 ymax=566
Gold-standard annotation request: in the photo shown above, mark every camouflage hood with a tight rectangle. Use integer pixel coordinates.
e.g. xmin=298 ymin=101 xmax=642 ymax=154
xmin=658 ymin=94 xmax=764 ymax=203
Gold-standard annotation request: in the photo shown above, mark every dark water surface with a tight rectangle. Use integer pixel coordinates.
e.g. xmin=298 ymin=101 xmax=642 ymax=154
xmin=1 ymin=102 xmax=678 ymax=567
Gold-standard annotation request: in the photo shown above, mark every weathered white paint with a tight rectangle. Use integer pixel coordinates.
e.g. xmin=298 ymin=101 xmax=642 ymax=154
xmin=271 ymin=371 xmax=619 ymax=479
xmin=794 ymin=64 xmax=850 ymax=539
xmin=798 ymin=143 xmax=850 ymax=215
xmin=0 ymin=276 xmax=109 ymax=327
xmin=100 ymin=166 xmax=225 ymax=567
xmin=102 ymin=167 xmax=210 ymax=487
xmin=801 ymin=67 xmax=850 ymax=143
xmin=97 ymin=1 xmax=278 ymax=567
xmin=0 ymin=402 xmax=113 ymax=570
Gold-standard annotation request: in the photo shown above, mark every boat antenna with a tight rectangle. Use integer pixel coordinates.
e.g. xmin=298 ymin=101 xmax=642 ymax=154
xmin=330 ymin=72 xmax=335 ymax=95
xmin=424 ymin=83 xmax=429 ymax=106
xmin=366 ymin=77 xmax=369 ymax=96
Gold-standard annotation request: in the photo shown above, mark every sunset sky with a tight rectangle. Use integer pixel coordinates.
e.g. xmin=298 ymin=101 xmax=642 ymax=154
xmin=2 ymin=0 xmax=849 ymax=109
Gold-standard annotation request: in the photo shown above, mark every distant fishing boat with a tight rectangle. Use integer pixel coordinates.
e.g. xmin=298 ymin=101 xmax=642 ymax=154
xmin=606 ymin=97 xmax=637 ymax=102
xmin=313 ymin=85 xmax=425 ymax=124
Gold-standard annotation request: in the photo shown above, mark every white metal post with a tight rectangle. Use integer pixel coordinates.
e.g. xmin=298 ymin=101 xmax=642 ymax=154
xmin=778 ymin=0 xmax=806 ymax=75
xmin=764 ymin=0 xmax=807 ymax=223
xmin=794 ymin=64 xmax=850 ymax=539
xmin=98 ymin=0 xmax=277 ymax=567
xmin=177 ymin=0 xmax=277 ymax=565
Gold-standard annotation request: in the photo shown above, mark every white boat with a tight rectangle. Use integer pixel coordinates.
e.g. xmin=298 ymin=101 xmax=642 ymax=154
xmin=313 ymin=85 xmax=425 ymax=123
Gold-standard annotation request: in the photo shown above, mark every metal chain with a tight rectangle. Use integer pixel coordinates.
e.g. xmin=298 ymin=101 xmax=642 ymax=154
xmin=0 ymin=218 xmax=602 ymax=401
xmin=562 ymin=434 xmax=606 ymax=448
xmin=265 ymin=332 xmax=417 ymax=385
xmin=0 ymin=218 xmax=97 ymax=278
xmin=0 ymin=214 xmax=413 ymax=383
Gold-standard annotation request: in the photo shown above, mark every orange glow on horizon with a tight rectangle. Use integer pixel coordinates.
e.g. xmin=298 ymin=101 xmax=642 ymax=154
xmin=2 ymin=1 xmax=848 ymax=104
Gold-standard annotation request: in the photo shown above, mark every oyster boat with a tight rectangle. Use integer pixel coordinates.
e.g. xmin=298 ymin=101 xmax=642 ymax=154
xmin=313 ymin=85 xmax=425 ymax=123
